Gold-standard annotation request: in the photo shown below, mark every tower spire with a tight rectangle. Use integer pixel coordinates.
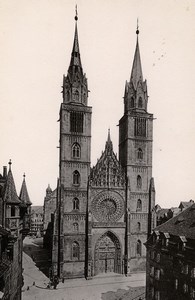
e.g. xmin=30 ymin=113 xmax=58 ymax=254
xmin=63 ymin=7 xmax=88 ymax=105
xmin=130 ymin=23 xmax=143 ymax=89
xmin=68 ymin=5 xmax=82 ymax=72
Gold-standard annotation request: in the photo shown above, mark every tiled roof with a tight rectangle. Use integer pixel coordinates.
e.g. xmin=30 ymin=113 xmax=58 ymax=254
xmin=19 ymin=177 xmax=32 ymax=205
xmin=156 ymin=208 xmax=169 ymax=218
xmin=179 ymin=200 xmax=194 ymax=209
xmin=31 ymin=206 xmax=43 ymax=214
xmin=156 ymin=203 xmax=195 ymax=240
xmin=3 ymin=170 xmax=21 ymax=204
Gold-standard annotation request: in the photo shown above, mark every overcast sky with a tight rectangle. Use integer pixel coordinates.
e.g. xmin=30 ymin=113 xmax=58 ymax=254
xmin=0 ymin=0 xmax=195 ymax=208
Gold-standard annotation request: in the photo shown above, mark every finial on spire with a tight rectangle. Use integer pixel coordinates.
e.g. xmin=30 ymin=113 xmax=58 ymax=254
xmin=136 ymin=18 xmax=139 ymax=35
xmin=23 ymin=173 xmax=26 ymax=179
xmin=108 ymin=128 xmax=111 ymax=142
xmin=8 ymin=159 xmax=12 ymax=171
xmin=75 ymin=4 xmax=78 ymax=21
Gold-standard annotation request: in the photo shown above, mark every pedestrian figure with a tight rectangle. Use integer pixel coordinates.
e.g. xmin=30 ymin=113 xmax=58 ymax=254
xmin=53 ymin=275 xmax=59 ymax=289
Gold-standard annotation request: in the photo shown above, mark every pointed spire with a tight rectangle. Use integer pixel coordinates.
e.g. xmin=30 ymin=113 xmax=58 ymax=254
xmin=107 ymin=128 xmax=111 ymax=142
xmin=105 ymin=128 xmax=113 ymax=152
xmin=46 ymin=184 xmax=52 ymax=195
xmin=8 ymin=159 xmax=12 ymax=171
xmin=4 ymin=163 xmax=21 ymax=204
xmin=130 ymin=22 xmax=143 ymax=89
xmin=19 ymin=173 xmax=32 ymax=206
xmin=68 ymin=6 xmax=82 ymax=72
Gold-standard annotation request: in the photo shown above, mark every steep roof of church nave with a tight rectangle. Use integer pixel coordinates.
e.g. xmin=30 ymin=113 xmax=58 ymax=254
xmin=90 ymin=130 xmax=125 ymax=187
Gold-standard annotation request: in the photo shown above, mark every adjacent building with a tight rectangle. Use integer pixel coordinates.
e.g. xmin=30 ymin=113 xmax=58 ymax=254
xmin=0 ymin=162 xmax=31 ymax=300
xmin=43 ymin=185 xmax=56 ymax=249
xmin=155 ymin=200 xmax=194 ymax=226
xmin=52 ymin=14 xmax=155 ymax=279
xmin=145 ymin=203 xmax=195 ymax=300
xmin=30 ymin=206 xmax=43 ymax=237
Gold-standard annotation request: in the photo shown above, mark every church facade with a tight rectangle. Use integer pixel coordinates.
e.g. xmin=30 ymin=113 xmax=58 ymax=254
xmin=52 ymin=14 xmax=155 ymax=279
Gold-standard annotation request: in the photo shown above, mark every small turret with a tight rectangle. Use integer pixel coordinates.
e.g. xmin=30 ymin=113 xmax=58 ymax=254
xmin=19 ymin=173 xmax=32 ymax=206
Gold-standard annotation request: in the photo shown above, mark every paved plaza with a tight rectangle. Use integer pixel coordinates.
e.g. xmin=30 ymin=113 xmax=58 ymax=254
xmin=22 ymin=238 xmax=145 ymax=300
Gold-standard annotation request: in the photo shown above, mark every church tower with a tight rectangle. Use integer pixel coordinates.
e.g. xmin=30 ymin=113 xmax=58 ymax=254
xmin=54 ymin=10 xmax=92 ymax=278
xmin=119 ymin=26 xmax=155 ymax=270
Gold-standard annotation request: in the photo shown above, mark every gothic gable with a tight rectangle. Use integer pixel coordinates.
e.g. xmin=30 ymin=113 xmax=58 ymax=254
xmin=90 ymin=134 xmax=125 ymax=188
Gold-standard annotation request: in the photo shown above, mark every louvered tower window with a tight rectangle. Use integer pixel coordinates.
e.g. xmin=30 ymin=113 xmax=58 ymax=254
xmin=70 ymin=111 xmax=84 ymax=133
xmin=134 ymin=118 xmax=147 ymax=137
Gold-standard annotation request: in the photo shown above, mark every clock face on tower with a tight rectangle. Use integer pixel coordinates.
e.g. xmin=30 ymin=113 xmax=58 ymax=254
xmin=92 ymin=191 xmax=124 ymax=222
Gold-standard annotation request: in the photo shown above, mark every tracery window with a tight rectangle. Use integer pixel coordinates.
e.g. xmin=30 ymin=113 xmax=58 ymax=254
xmin=73 ymin=198 xmax=79 ymax=210
xmin=138 ymin=96 xmax=143 ymax=108
xmin=137 ymin=199 xmax=142 ymax=211
xmin=137 ymin=148 xmax=143 ymax=160
xmin=137 ymin=240 xmax=142 ymax=256
xmin=137 ymin=175 xmax=142 ymax=189
xmin=73 ymin=90 xmax=79 ymax=101
xmin=72 ymin=143 xmax=81 ymax=158
xmin=72 ymin=241 xmax=79 ymax=260
xmin=73 ymin=223 xmax=79 ymax=232
xmin=131 ymin=97 xmax=135 ymax=108
xmin=73 ymin=170 xmax=80 ymax=185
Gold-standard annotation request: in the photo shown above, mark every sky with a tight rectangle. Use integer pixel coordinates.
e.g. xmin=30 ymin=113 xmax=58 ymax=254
xmin=0 ymin=0 xmax=195 ymax=208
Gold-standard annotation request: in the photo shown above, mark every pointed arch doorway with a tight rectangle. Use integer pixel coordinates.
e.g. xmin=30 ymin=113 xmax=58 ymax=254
xmin=94 ymin=231 xmax=121 ymax=275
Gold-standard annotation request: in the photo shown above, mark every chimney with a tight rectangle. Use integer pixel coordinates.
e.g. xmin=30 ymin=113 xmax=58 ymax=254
xmin=3 ymin=166 xmax=7 ymax=178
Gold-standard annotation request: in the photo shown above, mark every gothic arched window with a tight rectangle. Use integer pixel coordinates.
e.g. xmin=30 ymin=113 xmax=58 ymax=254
xmin=131 ymin=97 xmax=135 ymax=108
xmin=72 ymin=143 xmax=81 ymax=158
xmin=137 ymin=199 xmax=142 ymax=211
xmin=137 ymin=175 xmax=142 ymax=189
xmin=73 ymin=223 xmax=79 ymax=232
xmin=73 ymin=90 xmax=79 ymax=101
xmin=137 ymin=240 xmax=142 ymax=256
xmin=73 ymin=198 xmax=79 ymax=210
xmin=66 ymin=90 xmax=70 ymax=102
xmin=73 ymin=170 xmax=80 ymax=185
xmin=137 ymin=222 xmax=141 ymax=232
xmin=137 ymin=148 xmax=143 ymax=160
xmin=138 ymin=97 xmax=143 ymax=108
xmin=72 ymin=241 xmax=79 ymax=260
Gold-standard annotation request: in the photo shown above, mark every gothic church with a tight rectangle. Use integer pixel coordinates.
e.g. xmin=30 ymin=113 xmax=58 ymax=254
xmin=51 ymin=13 xmax=155 ymax=279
